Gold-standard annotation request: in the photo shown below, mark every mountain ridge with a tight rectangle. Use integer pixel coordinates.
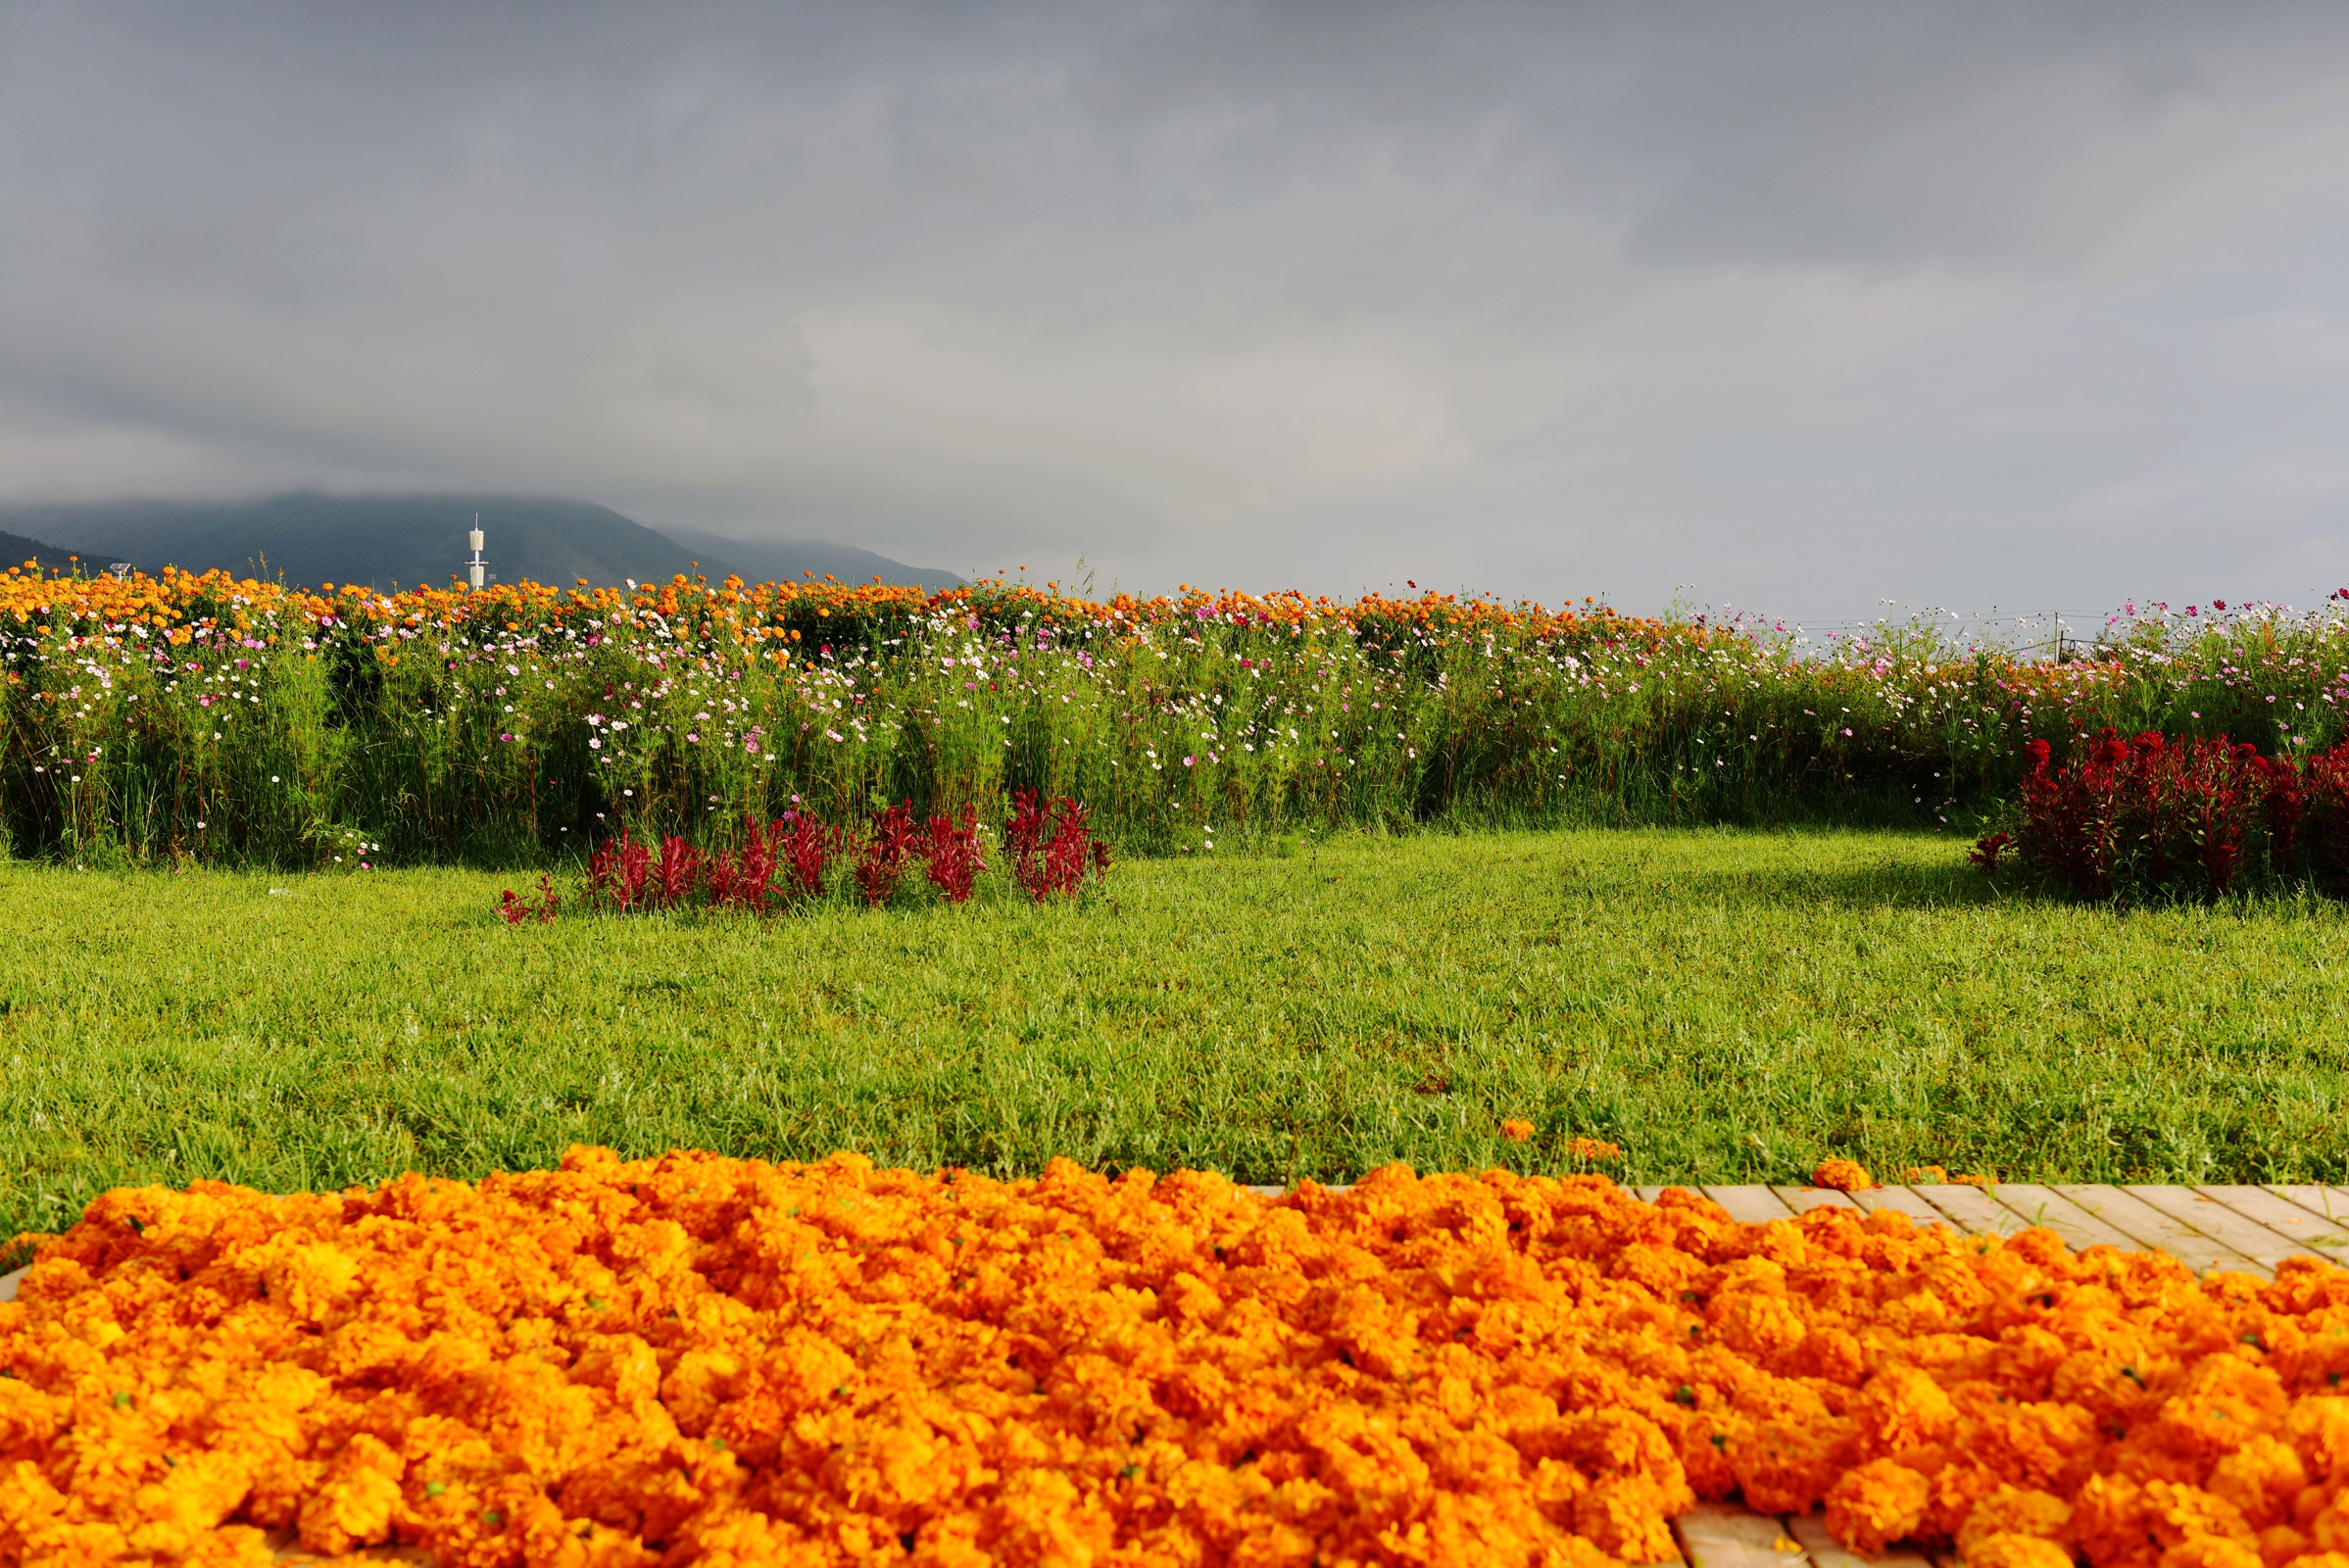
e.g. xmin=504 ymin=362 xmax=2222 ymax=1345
xmin=0 ymin=493 xmax=959 ymax=593
xmin=0 ymin=528 xmax=81 ymax=573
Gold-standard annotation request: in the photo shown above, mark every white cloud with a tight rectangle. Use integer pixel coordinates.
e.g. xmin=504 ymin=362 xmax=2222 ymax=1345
xmin=2 ymin=1 xmax=2348 ymax=612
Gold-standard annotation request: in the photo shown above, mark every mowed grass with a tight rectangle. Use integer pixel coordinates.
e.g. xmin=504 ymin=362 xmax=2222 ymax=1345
xmin=3 ymin=826 xmax=2347 ymax=1239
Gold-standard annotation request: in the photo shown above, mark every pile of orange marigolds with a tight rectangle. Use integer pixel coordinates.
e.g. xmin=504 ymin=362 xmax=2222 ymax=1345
xmin=5 ymin=1152 xmax=2349 ymax=1568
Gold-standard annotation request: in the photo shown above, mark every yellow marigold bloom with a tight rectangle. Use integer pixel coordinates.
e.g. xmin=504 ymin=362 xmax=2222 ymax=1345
xmin=1812 ymin=1157 xmax=1872 ymax=1192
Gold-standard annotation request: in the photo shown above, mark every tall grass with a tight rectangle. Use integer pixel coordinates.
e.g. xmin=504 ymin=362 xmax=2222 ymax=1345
xmin=4 ymin=560 xmax=2345 ymax=866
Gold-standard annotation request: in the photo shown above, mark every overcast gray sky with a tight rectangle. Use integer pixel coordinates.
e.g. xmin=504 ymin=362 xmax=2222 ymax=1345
xmin=3 ymin=2 xmax=2346 ymax=616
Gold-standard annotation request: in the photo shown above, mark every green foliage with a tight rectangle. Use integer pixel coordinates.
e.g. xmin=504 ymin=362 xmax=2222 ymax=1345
xmin=3 ymin=826 xmax=2344 ymax=1238
xmin=9 ymin=571 xmax=2349 ymax=868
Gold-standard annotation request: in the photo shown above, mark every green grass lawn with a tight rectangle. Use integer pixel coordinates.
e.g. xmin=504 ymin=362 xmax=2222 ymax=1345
xmin=3 ymin=826 xmax=2345 ymax=1242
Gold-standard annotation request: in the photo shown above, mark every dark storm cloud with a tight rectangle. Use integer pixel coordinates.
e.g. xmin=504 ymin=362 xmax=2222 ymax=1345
xmin=2 ymin=0 xmax=2347 ymax=613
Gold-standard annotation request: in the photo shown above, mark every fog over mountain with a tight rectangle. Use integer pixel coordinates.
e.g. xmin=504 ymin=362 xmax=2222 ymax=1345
xmin=662 ymin=526 xmax=965 ymax=593
xmin=4 ymin=4 xmax=2348 ymax=615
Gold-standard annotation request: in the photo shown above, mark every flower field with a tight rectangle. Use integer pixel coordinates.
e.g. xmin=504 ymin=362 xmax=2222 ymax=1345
xmin=8 ymin=559 xmax=2349 ymax=867
xmin=8 ymin=1148 xmax=2349 ymax=1568
xmin=14 ymin=564 xmax=2349 ymax=1564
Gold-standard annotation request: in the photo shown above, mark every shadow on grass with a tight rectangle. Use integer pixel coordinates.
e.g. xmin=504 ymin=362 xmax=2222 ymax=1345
xmin=1669 ymin=860 xmax=2349 ymax=918
xmin=1669 ymin=858 xmax=2006 ymax=910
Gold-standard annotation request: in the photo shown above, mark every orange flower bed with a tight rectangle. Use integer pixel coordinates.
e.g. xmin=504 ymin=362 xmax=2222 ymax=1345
xmin=4 ymin=1151 xmax=2348 ymax=1568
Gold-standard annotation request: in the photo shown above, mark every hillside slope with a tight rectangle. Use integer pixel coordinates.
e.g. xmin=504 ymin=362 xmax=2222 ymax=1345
xmin=0 ymin=494 xmax=723 ymax=591
xmin=1 ymin=495 xmax=966 ymax=593
xmin=662 ymin=525 xmax=964 ymax=592
xmin=0 ymin=528 xmax=81 ymax=573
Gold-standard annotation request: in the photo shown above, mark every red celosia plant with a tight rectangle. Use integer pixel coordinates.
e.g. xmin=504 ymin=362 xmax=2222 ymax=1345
xmin=1005 ymin=788 xmax=1050 ymax=872
xmin=584 ymin=825 xmax=652 ymax=910
xmin=704 ymin=815 xmax=780 ymax=911
xmin=1007 ymin=790 xmax=1110 ymax=901
xmin=923 ymin=805 xmax=985 ymax=902
xmin=651 ymin=834 xmax=702 ymax=909
xmin=852 ymin=802 xmax=920 ymax=907
xmin=1988 ymin=727 xmax=2339 ymax=902
xmin=2262 ymin=751 xmax=2307 ymax=876
xmin=2303 ymin=746 xmax=2349 ymax=895
xmin=1967 ymin=831 xmax=2011 ymax=875
xmin=495 ymin=873 xmax=559 ymax=924
xmin=564 ymin=797 xmax=1104 ymax=920
xmin=778 ymin=808 xmax=833 ymax=899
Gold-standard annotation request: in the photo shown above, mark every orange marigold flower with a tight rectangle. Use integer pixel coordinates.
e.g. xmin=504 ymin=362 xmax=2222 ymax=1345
xmin=1968 ymin=1533 xmax=2078 ymax=1568
xmin=5 ymin=1148 xmax=2349 ymax=1566
xmin=1812 ymin=1157 xmax=1873 ymax=1192
xmin=1827 ymin=1460 xmax=1933 ymax=1555
xmin=1906 ymin=1164 xmax=2000 ymax=1186
xmin=1500 ymin=1118 xmax=1535 ymax=1142
xmin=1957 ymin=1485 xmax=2075 ymax=1562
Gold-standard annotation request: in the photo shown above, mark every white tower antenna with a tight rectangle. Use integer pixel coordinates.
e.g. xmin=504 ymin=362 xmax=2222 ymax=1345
xmin=466 ymin=514 xmax=487 ymax=590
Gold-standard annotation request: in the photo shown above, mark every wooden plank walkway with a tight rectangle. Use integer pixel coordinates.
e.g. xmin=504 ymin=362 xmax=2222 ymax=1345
xmin=1625 ymin=1183 xmax=2349 ymax=1280
xmin=2 ymin=1182 xmax=2343 ymax=1566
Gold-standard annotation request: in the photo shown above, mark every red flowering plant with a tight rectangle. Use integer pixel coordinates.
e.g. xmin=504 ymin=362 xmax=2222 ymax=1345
xmin=651 ymin=833 xmax=702 ymax=908
xmin=555 ymin=798 xmax=1097 ymax=919
xmin=2302 ymin=746 xmax=2349 ymax=895
xmin=1006 ymin=790 xmax=1109 ymax=901
xmin=778 ymin=808 xmax=833 ymax=898
xmin=1977 ymin=727 xmax=2349 ymax=902
xmin=851 ymin=801 xmax=921 ymax=906
xmin=703 ymin=816 xmax=781 ymax=911
xmin=583 ymin=824 xmax=652 ymax=910
xmin=923 ymin=805 xmax=986 ymax=903
xmin=495 ymin=873 xmax=560 ymax=924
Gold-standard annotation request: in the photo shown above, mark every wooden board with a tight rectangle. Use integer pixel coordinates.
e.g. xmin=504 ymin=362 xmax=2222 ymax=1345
xmin=1773 ymin=1186 xmax=1863 ymax=1214
xmin=0 ymin=1265 xmax=22 ymax=1303
xmin=2128 ymin=1186 xmax=2325 ymax=1268
xmin=1911 ymin=1184 xmax=2030 ymax=1237
xmin=1786 ymin=1511 xmax=1935 ymax=1568
xmin=2267 ymin=1186 xmax=2349 ymax=1229
xmin=2198 ymin=1185 xmax=2349 ymax=1258
xmin=2048 ymin=1184 xmax=2266 ymax=1277
xmin=1702 ymin=1186 xmax=1797 ymax=1225
xmin=1981 ymin=1183 xmax=2141 ymax=1253
xmin=1676 ymin=1501 xmax=1807 ymax=1568
xmin=1850 ymin=1187 xmax=1956 ymax=1228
